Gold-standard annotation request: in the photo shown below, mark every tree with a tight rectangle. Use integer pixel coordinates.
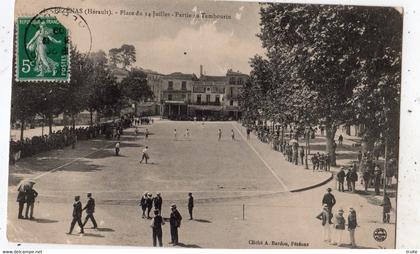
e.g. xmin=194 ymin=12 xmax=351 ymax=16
xmin=120 ymin=68 xmax=153 ymax=114
xmin=108 ymin=44 xmax=136 ymax=69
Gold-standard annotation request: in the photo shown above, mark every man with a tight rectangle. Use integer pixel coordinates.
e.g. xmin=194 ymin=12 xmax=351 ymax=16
xmin=348 ymin=208 xmax=358 ymax=248
xmin=151 ymin=209 xmax=165 ymax=247
xmin=115 ymin=142 xmax=120 ymax=156
xmin=374 ymin=165 xmax=382 ymax=195
xmin=188 ymin=192 xmax=194 ymax=220
xmin=363 ymin=167 xmax=372 ymax=191
xmin=357 ymin=151 xmax=362 ymax=164
xmin=246 ymin=128 xmax=251 ymax=140
xmin=174 ymin=129 xmax=177 ymax=140
xmin=146 ymin=193 xmax=153 ymax=219
xmin=169 ymin=204 xmax=182 ymax=245
xmin=337 ymin=168 xmax=346 ymax=192
xmin=145 ymin=128 xmax=149 ymax=139
xmin=316 ymin=204 xmax=332 ymax=243
xmin=382 ymin=193 xmax=392 ymax=223
xmin=231 ymin=129 xmax=235 ymax=140
xmin=67 ymin=196 xmax=84 ymax=234
xmin=299 ymin=146 xmax=305 ymax=165
xmin=185 ymin=129 xmax=190 ymax=139
xmin=346 ymin=168 xmax=353 ymax=192
xmin=140 ymin=192 xmax=148 ymax=218
xmin=140 ymin=146 xmax=149 ymax=164
xmin=350 ymin=167 xmax=358 ymax=192
xmin=154 ymin=193 xmax=163 ymax=213
xmin=218 ymin=129 xmax=222 ymax=141
xmin=338 ymin=134 xmax=343 ymax=145
xmin=16 ymin=184 xmax=27 ymax=219
xmin=322 ymin=188 xmax=336 ymax=215
xmin=311 ymin=154 xmax=318 ymax=172
xmin=25 ymin=186 xmax=38 ymax=220
xmin=82 ymin=193 xmax=98 ymax=229
xmin=325 ymin=153 xmax=331 ymax=171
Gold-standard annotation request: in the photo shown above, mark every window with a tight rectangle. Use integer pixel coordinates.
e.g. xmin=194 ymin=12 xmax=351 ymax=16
xmin=206 ymin=94 xmax=211 ymax=103
xmin=230 ymin=100 xmax=234 ymax=106
xmin=197 ymin=94 xmax=201 ymax=104
xmin=181 ymin=81 xmax=187 ymax=91
xmin=168 ymin=81 xmax=173 ymax=90
xmin=229 ymin=77 xmax=236 ymax=84
xmin=215 ymin=95 xmax=220 ymax=104
xmin=168 ymin=94 xmax=172 ymax=101
xmin=206 ymin=87 xmax=211 ymax=93
xmin=230 ymin=87 xmax=234 ymax=97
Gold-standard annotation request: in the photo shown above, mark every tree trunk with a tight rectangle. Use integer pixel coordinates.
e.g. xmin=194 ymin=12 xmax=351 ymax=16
xmin=90 ymin=110 xmax=93 ymax=126
xmin=48 ymin=115 xmax=53 ymax=134
xmin=72 ymin=114 xmax=76 ymax=130
xmin=20 ymin=119 xmax=25 ymax=142
xmin=325 ymin=125 xmax=337 ymax=166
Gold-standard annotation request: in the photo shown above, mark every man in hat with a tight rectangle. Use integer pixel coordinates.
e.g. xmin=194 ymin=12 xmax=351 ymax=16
xmin=382 ymin=193 xmax=392 ymax=223
xmin=322 ymin=188 xmax=336 ymax=214
xmin=150 ymin=209 xmax=165 ymax=247
xmin=188 ymin=192 xmax=194 ymax=220
xmin=115 ymin=142 xmax=120 ymax=156
xmin=146 ymin=193 xmax=154 ymax=219
xmin=16 ymin=183 xmax=28 ymax=219
xmin=331 ymin=208 xmax=345 ymax=246
xmin=337 ymin=168 xmax=346 ymax=192
xmin=348 ymin=208 xmax=358 ymax=248
xmin=140 ymin=192 xmax=148 ymax=218
xmin=316 ymin=204 xmax=332 ymax=243
xmin=82 ymin=193 xmax=97 ymax=229
xmin=140 ymin=146 xmax=149 ymax=164
xmin=169 ymin=204 xmax=182 ymax=245
xmin=67 ymin=195 xmax=84 ymax=234
xmin=25 ymin=184 xmax=38 ymax=220
xmin=154 ymin=193 xmax=163 ymax=213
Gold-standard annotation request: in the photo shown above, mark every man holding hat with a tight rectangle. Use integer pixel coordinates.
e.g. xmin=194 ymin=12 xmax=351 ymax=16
xmin=82 ymin=193 xmax=97 ymax=229
xmin=67 ymin=195 xmax=84 ymax=234
xmin=169 ymin=204 xmax=182 ymax=245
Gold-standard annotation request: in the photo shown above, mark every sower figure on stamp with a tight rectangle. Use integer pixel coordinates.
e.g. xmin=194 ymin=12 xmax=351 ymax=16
xmin=188 ymin=192 xmax=194 ymax=220
xmin=169 ymin=204 xmax=182 ymax=246
xmin=67 ymin=195 xmax=84 ymax=234
xmin=82 ymin=193 xmax=97 ymax=229
xmin=150 ymin=209 xmax=165 ymax=247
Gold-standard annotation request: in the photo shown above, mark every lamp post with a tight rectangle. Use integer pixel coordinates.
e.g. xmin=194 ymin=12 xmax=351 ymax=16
xmin=305 ymin=126 xmax=309 ymax=169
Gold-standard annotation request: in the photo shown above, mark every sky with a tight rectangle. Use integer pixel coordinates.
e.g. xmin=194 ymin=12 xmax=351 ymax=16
xmin=14 ymin=0 xmax=266 ymax=75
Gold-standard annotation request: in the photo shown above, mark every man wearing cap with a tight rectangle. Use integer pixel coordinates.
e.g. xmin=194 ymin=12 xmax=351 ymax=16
xmin=153 ymin=193 xmax=163 ymax=213
xmin=25 ymin=185 xmax=38 ymax=220
xmin=82 ymin=193 xmax=97 ymax=229
xmin=322 ymin=188 xmax=336 ymax=215
xmin=140 ymin=192 xmax=148 ymax=218
xmin=67 ymin=195 xmax=84 ymax=234
xmin=169 ymin=204 xmax=182 ymax=245
xmin=150 ymin=209 xmax=165 ymax=247
xmin=337 ymin=168 xmax=346 ymax=192
xmin=331 ymin=209 xmax=345 ymax=246
xmin=348 ymin=208 xmax=358 ymax=248
xmin=188 ymin=192 xmax=194 ymax=220
xmin=316 ymin=204 xmax=332 ymax=243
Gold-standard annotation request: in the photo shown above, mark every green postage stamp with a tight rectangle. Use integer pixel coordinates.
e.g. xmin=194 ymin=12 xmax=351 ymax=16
xmin=16 ymin=16 xmax=69 ymax=82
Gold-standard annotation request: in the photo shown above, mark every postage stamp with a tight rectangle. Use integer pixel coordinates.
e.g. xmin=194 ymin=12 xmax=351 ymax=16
xmin=16 ymin=16 xmax=69 ymax=82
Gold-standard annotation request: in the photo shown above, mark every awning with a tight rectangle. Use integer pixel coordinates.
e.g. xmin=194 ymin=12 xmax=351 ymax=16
xmin=164 ymin=101 xmax=186 ymax=105
xmin=188 ymin=105 xmax=223 ymax=111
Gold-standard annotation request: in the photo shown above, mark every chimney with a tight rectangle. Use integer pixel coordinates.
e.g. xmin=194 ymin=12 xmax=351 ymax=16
xmin=200 ymin=65 xmax=203 ymax=77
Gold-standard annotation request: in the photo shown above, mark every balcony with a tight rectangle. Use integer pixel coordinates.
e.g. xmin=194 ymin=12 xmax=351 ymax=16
xmin=192 ymin=101 xmax=222 ymax=106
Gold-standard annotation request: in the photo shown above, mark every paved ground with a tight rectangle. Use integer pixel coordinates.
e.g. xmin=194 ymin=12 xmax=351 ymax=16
xmin=7 ymin=120 xmax=395 ymax=249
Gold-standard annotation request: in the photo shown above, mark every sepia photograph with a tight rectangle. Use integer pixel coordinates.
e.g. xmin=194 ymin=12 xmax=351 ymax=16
xmin=6 ymin=0 xmax=402 ymax=249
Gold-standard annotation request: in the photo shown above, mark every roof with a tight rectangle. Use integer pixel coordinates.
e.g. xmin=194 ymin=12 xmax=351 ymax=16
xmin=226 ymin=70 xmax=248 ymax=77
xmin=164 ymin=72 xmax=198 ymax=80
xmin=199 ymin=75 xmax=227 ymax=82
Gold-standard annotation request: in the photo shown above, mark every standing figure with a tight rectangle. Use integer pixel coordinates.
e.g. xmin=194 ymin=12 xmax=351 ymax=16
xmin=348 ymin=208 xmax=358 ymax=248
xmin=174 ymin=129 xmax=177 ymax=140
xmin=338 ymin=134 xmax=343 ymax=145
xmin=140 ymin=146 xmax=149 ymax=164
xmin=346 ymin=169 xmax=352 ymax=192
xmin=337 ymin=168 xmax=346 ymax=192
xmin=16 ymin=184 xmax=27 ymax=219
xmin=115 ymin=142 xmax=120 ymax=156
xmin=188 ymin=192 xmax=194 ymax=220
xmin=151 ymin=209 xmax=165 ymax=247
xmin=331 ymin=209 xmax=345 ymax=246
xmin=146 ymin=193 xmax=154 ymax=219
xmin=169 ymin=204 xmax=182 ymax=246
xmin=382 ymin=193 xmax=392 ymax=223
xmin=154 ymin=193 xmax=163 ymax=213
xmin=140 ymin=192 xmax=148 ymax=218
xmin=82 ymin=193 xmax=98 ymax=229
xmin=246 ymin=128 xmax=251 ymax=140
xmin=322 ymin=188 xmax=336 ymax=215
xmin=374 ymin=165 xmax=382 ymax=195
xmin=25 ymin=186 xmax=38 ymax=220
xmin=67 ymin=196 xmax=84 ymax=234
xmin=185 ymin=129 xmax=190 ymax=139
xmin=145 ymin=128 xmax=149 ymax=139
xmin=218 ymin=129 xmax=222 ymax=141
xmin=231 ymin=129 xmax=235 ymax=140
xmin=299 ymin=146 xmax=305 ymax=165
xmin=316 ymin=204 xmax=332 ymax=243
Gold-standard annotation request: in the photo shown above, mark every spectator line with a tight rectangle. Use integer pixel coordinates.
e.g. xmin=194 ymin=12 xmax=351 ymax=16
xmin=232 ymin=123 xmax=289 ymax=192
xmin=33 ymin=143 xmax=115 ymax=180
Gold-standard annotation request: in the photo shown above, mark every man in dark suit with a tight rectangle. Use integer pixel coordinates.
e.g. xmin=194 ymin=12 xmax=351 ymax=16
xmin=146 ymin=193 xmax=153 ymax=219
xmin=153 ymin=193 xmax=163 ymax=213
xmin=82 ymin=193 xmax=97 ymax=229
xmin=169 ymin=204 xmax=182 ymax=245
xmin=16 ymin=185 xmax=27 ymax=219
xmin=322 ymin=188 xmax=336 ymax=214
xmin=25 ymin=187 xmax=38 ymax=219
xmin=188 ymin=192 xmax=194 ymax=220
xmin=67 ymin=195 xmax=84 ymax=234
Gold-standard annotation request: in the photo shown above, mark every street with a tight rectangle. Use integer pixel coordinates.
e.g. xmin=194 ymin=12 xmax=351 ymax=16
xmin=7 ymin=120 xmax=395 ymax=248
